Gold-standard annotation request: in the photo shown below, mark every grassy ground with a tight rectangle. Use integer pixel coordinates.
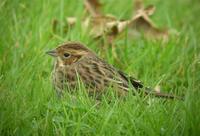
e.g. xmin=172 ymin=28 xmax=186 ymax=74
xmin=0 ymin=0 xmax=200 ymax=135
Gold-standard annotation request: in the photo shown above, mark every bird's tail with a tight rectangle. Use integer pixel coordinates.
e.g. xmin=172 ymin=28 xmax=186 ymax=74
xmin=143 ymin=87 xmax=184 ymax=100
xmin=117 ymin=70 xmax=183 ymax=100
xmin=129 ymin=76 xmax=184 ymax=100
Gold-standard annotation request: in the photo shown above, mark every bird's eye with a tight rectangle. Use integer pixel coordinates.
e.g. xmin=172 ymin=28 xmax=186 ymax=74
xmin=63 ymin=53 xmax=70 ymax=58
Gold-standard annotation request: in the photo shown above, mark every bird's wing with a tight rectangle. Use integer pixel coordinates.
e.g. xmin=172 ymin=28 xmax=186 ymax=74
xmin=94 ymin=57 xmax=144 ymax=91
xmin=117 ymin=70 xmax=144 ymax=89
xmin=79 ymin=56 xmax=183 ymax=99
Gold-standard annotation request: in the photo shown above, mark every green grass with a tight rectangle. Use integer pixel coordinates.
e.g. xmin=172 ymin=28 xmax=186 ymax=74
xmin=0 ymin=0 xmax=200 ymax=135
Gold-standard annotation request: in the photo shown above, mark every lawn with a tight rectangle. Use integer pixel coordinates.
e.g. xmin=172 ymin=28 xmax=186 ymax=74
xmin=0 ymin=0 xmax=200 ymax=135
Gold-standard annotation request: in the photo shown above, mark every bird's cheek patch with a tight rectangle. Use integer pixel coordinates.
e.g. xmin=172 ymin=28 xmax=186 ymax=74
xmin=62 ymin=57 xmax=78 ymax=65
xmin=68 ymin=55 xmax=82 ymax=64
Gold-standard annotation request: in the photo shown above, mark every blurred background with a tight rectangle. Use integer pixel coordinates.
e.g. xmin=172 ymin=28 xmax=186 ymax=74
xmin=0 ymin=0 xmax=200 ymax=135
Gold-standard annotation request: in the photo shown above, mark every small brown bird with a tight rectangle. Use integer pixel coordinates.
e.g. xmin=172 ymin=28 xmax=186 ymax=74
xmin=46 ymin=42 xmax=180 ymax=99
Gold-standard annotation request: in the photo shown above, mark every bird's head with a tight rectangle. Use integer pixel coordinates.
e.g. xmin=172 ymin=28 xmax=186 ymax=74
xmin=46 ymin=42 xmax=93 ymax=66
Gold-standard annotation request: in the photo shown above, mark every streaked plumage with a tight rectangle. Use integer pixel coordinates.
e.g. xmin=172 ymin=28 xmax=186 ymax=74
xmin=46 ymin=42 xmax=180 ymax=99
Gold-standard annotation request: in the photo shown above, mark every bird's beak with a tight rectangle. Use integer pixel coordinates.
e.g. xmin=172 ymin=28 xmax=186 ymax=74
xmin=46 ymin=49 xmax=58 ymax=57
